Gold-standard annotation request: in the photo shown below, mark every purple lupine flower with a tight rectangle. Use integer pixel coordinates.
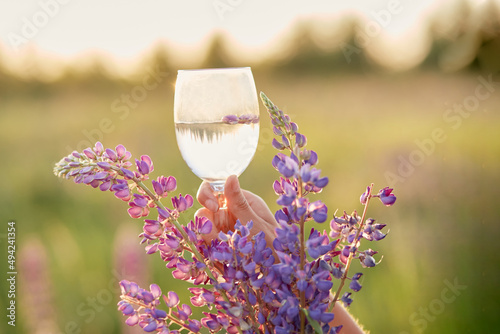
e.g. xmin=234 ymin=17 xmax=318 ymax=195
xmin=112 ymin=180 xmax=132 ymax=201
xmin=272 ymin=138 xmax=286 ymax=150
xmin=272 ymin=153 xmax=299 ymax=178
xmin=349 ymin=273 xmax=363 ymax=292
xmin=136 ymin=155 xmax=154 ymax=176
xmin=281 ymin=134 xmax=290 ymax=148
xmin=175 ymin=303 xmax=193 ymax=321
xmin=236 ymin=115 xmax=251 ymax=125
xmin=119 ymin=280 xmax=209 ymax=333
xmin=276 ymin=181 xmax=297 ymax=206
xmin=96 ymin=161 xmax=111 ymax=170
xmin=362 ymin=219 xmax=387 ymax=241
xmin=312 ymin=271 xmax=333 ymax=292
xmin=143 ymin=219 xmax=161 ymax=237
xmin=222 ymin=114 xmax=239 ymax=124
xmin=238 ymin=113 xmax=259 ymax=124
xmin=171 ymin=194 xmax=194 ymax=212
xmin=189 ymin=287 xmax=215 ymax=307
xmin=83 ymin=147 xmax=96 ymax=159
xmin=222 ymin=114 xmax=259 ymax=125
xmin=118 ymin=280 xmax=167 ymax=331
xmin=299 ymin=164 xmax=328 ymax=193
xmin=377 ymin=187 xmax=397 ymax=206
xmin=139 ymin=319 xmax=157 ymax=332
xmin=163 ymin=291 xmax=180 ymax=308
xmin=157 ymin=207 xmax=172 ymax=221
xmin=306 ymin=230 xmax=332 ymax=259
xmin=305 ymin=150 xmax=318 ymax=165
xmin=115 ymin=144 xmax=127 ymax=158
xmin=54 ymin=142 xmax=141 ymax=201
xmin=201 ymin=313 xmax=223 ymax=331
xmin=295 ymin=132 xmax=307 ymax=147
xmin=121 ymin=167 xmax=136 ymax=180
xmin=93 ymin=141 xmax=104 ymax=155
xmin=128 ymin=194 xmax=151 ymax=218
xmin=105 ymin=148 xmax=118 ymax=161
xmin=190 ymin=216 xmax=213 ymax=235
xmin=309 ymin=200 xmax=328 ymax=223
xmin=340 ymin=292 xmax=353 ymax=307
xmin=152 ymin=176 xmax=177 ymax=198
xmin=359 ymin=253 xmax=377 ymax=268
xmin=273 ymin=126 xmax=284 ymax=136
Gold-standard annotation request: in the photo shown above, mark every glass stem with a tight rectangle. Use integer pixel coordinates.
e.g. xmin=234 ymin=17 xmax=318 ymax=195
xmin=214 ymin=192 xmax=230 ymax=232
xmin=211 ymin=181 xmax=230 ymax=233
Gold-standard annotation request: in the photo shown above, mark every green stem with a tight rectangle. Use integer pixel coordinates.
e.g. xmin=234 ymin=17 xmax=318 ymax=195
xmin=242 ymin=283 xmax=262 ymax=334
xmin=297 ymin=174 xmax=307 ymax=334
xmin=299 ymin=216 xmax=306 ymax=334
xmin=329 ymin=184 xmax=374 ymax=312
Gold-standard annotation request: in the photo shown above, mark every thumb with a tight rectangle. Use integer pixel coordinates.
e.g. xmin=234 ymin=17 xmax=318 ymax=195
xmin=224 ymin=175 xmax=255 ymax=225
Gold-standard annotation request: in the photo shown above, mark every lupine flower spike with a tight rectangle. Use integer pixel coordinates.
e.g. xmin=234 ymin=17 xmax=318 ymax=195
xmin=54 ymin=93 xmax=395 ymax=334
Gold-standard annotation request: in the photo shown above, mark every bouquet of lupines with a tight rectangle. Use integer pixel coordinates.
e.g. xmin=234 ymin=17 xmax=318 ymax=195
xmin=54 ymin=93 xmax=396 ymax=334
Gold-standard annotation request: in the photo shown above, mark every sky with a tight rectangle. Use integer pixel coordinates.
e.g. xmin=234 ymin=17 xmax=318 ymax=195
xmin=0 ymin=0 xmax=496 ymax=75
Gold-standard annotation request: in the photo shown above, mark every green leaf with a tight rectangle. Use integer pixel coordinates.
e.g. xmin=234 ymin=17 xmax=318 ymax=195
xmin=302 ymin=308 xmax=323 ymax=334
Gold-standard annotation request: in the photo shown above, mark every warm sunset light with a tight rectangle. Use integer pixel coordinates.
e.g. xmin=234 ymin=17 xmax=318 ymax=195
xmin=1 ymin=0 xmax=498 ymax=77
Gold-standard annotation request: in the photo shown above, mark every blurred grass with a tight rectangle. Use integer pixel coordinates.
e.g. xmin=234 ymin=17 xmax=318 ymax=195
xmin=0 ymin=68 xmax=499 ymax=334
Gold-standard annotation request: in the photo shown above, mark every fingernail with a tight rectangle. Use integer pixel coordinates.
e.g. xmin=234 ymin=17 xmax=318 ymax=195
xmin=206 ymin=199 xmax=218 ymax=212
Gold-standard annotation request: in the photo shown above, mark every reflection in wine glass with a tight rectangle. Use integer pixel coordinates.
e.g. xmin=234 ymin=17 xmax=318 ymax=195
xmin=174 ymin=67 xmax=260 ymax=231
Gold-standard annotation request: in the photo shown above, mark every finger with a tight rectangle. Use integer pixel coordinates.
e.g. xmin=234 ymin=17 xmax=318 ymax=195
xmin=241 ymin=189 xmax=277 ymax=224
xmin=196 ymin=181 xmax=219 ymax=212
xmin=224 ymin=175 xmax=257 ymax=226
xmin=238 ymin=188 xmax=279 ymax=250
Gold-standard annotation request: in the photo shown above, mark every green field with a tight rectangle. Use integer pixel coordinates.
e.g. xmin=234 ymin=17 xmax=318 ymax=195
xmin=1 ymin=66 xmax=499 ymax=333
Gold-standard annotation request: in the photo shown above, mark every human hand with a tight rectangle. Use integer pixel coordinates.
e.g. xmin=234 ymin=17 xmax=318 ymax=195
xmin=195 ymin=175 xmax=279 ymax=247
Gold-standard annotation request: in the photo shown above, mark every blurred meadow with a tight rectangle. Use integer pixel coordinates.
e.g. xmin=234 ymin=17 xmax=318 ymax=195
xmin=1 ymin=1 xmax=500 ymax=333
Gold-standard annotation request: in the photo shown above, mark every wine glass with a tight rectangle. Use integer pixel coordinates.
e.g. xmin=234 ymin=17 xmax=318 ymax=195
xmin=174 ymin=67 xmax=260 ymax=231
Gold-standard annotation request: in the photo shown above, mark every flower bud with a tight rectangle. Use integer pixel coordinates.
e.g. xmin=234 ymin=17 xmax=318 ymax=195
xmin=360 ymin=186 xmax=370 ymax=205
xmin=305 ymin=150 xmax=318 ymax=165
xmin=115 ymin=144 xmax=127 ymax=158
xmin=94 ymin=142 xmax=104 ymax=155
xmin=96 ymin=161 xmax=111 ymax=170
xmin=281 ymin=135 xmax=290 ymax=148
xmin=341 ymin=292 xmax=353 ymax=307
xmin=299 ymin=149 xmax=311 ymax=161
xmin=83 ymin=148 xmax=96 ymax=160
xmin=105 ymin=148 xmax=117 ymax=161
xmin=121 ymin=168 xmax=135 ymax=180
xmin=314 ymin=176 xmax=329 ymax=189
xmin=295 ymin=132 xmax=306 ymax=148
xmin=273 ymin=126 xmax=283 ymax=136
xmin=272 ymin=138 xmax=285 ymax=150
xmin=273 ymin=180 xmax=284 ymax=195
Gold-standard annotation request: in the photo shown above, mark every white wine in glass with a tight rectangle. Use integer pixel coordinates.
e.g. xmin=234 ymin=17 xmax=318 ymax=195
xmin=174 ymin=67 xmax=260 ymax=231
